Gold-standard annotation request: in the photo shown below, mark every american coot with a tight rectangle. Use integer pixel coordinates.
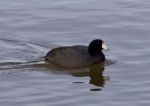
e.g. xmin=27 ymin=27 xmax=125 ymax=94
xmin=45 ymin=39 xmax=108 ymax=68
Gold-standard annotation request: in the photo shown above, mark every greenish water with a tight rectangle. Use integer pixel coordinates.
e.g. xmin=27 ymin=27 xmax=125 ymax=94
xmin=0 ymin=0 xmax=150 ymax=106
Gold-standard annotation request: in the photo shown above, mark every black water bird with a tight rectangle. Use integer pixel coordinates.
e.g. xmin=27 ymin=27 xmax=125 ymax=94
xmin=45 ymin=39 xmax=108 ymax=68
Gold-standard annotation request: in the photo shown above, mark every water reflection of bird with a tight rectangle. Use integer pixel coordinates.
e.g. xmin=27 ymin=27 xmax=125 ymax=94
xmin=89 ymin=64 xmax=106 ymax=87
xmin=71 ymin=63 xmax=109 ymax=87
xmin=34 ymin=62 xmax=109 ymax=88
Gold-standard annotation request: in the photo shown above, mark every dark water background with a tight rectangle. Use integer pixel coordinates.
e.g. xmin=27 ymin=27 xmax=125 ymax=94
xmin=0 ymin=0 xmax=150 ymax=106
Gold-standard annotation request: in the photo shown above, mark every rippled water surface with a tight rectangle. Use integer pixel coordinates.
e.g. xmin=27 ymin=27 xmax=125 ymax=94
xmin=0 ymin=0 xmax=150 ymax=106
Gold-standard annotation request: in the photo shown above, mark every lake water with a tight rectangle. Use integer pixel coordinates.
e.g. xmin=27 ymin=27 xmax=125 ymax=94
xmin=0 ymin=0 xmax=150 ymax=106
